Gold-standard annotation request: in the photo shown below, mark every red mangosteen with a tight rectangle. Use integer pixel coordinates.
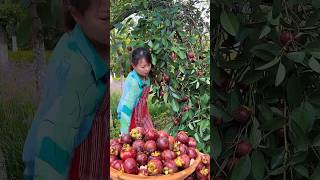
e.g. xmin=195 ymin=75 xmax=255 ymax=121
xmin=132 ymin=139 xmax=145 ymax=152
xmin=158 ymin=130 xmax=169 ymax=138
xmin=130 ymin=127 xmax=145 ymax=140
xmin=161 ymin=150 xmax=176 ymax=161
xmin=120 ymin=144 xmax=137 ymax=160
xmin=188 ymin=137 xmax=197 ymax=148
xmin=149 ymin=151 xmax=162 ymax=161
xmin=145 ymin=128 xmax=159 ymax=141
xmin=111 ymin=159 xmax=124 ymax=172
xmin=171 ymin=52 xmax=177 ymax=61
xmin=110 ymin=143 xmax=122 ymax=156
xmin=123 ymin=158 xmax=138 ymax=174
xmin=201 ymin=154 xmax=210 ymax=165
xmin=163 ymin=160 xmax=178 ymax=175
xmin=280 ymin=31 xmax=295 ymax=46
xmin=175 ymin=154 xmax=191 ymax=169
xmin=110 ymin=155 xmax=117 ymax=164
xmin=144 ymin=140 xmax=157 ymax=153
xmin=176 ymin=131 xmax=189 ymax=144
xmin=236 ymin=140 xmax=253 ymax=157
xmin=187 ymin=147 xmax=198 ymax=159
xmin=168 ymin=136 xmax=176 ymax=150
xmin=136 ymin=153 xmax=148 ymax=166
xmin=232 ymin=105 xmax=251 ymax=124
xmin=157 ymin=136 xmax=170 ymax=151
xmin=147 ymin=159 xmax=163 ymax=176
xmin=120 ymin=133 xmax=132 ymax=144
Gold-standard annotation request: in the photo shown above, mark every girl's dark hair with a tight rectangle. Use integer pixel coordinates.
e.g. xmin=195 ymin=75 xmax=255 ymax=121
xmin=130 ymin=47 xmax=155 ymax=78
xmin=63 ymin=0 xmax=91 ymax=31
xmin=131 ymin=47 xmax=152 ymax=65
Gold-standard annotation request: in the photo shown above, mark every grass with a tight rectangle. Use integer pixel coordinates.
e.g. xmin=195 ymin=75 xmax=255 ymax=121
xmin=8 ymin=50 xmax=52 ymax=63
xmin=110 ymin=91 xmax=172 ymax=139
xmin=0 ymin=80 xmax=36 ymax=179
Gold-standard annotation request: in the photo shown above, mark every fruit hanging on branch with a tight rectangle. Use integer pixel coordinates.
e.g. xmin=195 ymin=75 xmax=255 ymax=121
xmin=171 ymin=52 xmax=177 ymax=61
xmin=280 ymin=31 xmax=295 ymax=46
xmin=232 ymin=105 xmax=252 ymax=124
xmin=236 ymin=140 xmax=253 ymax=157
xmin=187 ymin=51 xmax=196 ymax=62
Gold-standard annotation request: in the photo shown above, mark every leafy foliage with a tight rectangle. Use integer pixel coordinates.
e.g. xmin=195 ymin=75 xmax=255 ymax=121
xmin=212 ymin=0 xmax=320 ymax=179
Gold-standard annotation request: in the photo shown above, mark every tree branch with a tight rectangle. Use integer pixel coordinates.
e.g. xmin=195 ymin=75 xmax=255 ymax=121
xmin=110 ymin=0 xmax=171 ymax=30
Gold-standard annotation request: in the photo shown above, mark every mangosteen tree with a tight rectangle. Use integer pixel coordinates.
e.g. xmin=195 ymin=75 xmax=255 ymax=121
xmin=212 ymin=0 xmax=320 ymax=179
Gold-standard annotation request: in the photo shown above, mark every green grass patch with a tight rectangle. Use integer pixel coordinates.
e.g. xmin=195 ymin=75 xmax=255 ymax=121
xmin=9 ymin=50 xmax=52 ymax=63
xmin=0 ymin=95 xmax=35 ymax=179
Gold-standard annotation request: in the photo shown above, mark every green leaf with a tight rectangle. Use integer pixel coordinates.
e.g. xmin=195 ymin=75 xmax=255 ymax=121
xmin=188 ymin=123 xmax=194 ymax=130
xmin=148 ymin=41 xmax=153 ymax=48
xmin=292 ymin=101 xmax=316 ymax=133
xmin=312 ymin=0 xmax=320 ymax=9
xmin=312 ymin=134 xmax=320 ymax=146
xmin=200 ymin=94 xmax=210 ymax=105
xmin=211 ymin=105 xmax=232 ymax=122
xmin=294 ymin=165 xmax=309 ymax=178
xmin=194 ymin=133 xmax=200 ymax=144
xmin=268 ymin=166 xmax=286 ymax=176
xmin=258 ymin=104 xmax=273 ymax=121
xmin=228 ymin=90 xmax=240 ymax=113
xmin=171 ymin=99 xmax=179 ymax=113
xmin=267 ymin=10 xmax=280 ymax=25
xmin=255 ymin=57 xmax=280 ymax=70
xmin=212 ymin=127 xmax=222 ymax=158
xmin=177 ymin=50 xmax=186 ymax=59
xmin=251 ymin=43 xmax=281 ymax=61
xmin=250 ymin=119 xmax=262 ymax=148
xmin=287 ymin=75 xmax=304 ymax=109
xmin=286 ymin=51 xmax=306 ymax=65
xmin=220 ymin=11 xmax=240 ymax=36
xmin=272 ymin=0 xmax=282 ymax=18
xmin=164 ymin=92 xmax=168 ymax=103
xmin=290 ymin=121 xmax=309 ymax=152
xmin=231 ymin=155 xmax=251 ymax=180
xmin=178 ymin=65 xmax=185 ymax=73
xmin=275 ymin=62 xmax=286 ymax=86
xmin=151 ymin=54 xmax=157 ymax=65
xmin=251 ymin=151 xmax=265 ymax=180
xmin=306 ymin=41 xmax=320 ymax=55
xmin=311 ymin=163 xmax=320 ymax=180
xmin=259 ymin=26 xmax=271 ymax=39
xmin=308 ymin=57 xmax=320 ymax=73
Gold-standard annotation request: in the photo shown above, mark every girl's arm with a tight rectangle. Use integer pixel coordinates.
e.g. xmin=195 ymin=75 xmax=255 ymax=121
xmin=118 ymin=76 xmax=141 ymax=134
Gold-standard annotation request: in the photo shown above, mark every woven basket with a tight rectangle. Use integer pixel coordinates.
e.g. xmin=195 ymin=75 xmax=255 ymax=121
xmin=110 ymin=150 xmax=202 ymax=180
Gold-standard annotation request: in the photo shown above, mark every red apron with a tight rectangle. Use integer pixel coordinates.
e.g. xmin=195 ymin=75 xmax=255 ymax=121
xmin=129 ymin=86 xmax=154 ymax=131
xmin=68 ymin=106 xmax=108 ymax=179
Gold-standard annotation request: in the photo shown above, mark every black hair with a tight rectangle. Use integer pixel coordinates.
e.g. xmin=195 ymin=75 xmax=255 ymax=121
xmin=63 ymin=0 xmax=91 ymax=31
xmin=130 ymin=47 xmax=153 ymax=75
xmin=131 ymin=47 xmax=152 ymax=66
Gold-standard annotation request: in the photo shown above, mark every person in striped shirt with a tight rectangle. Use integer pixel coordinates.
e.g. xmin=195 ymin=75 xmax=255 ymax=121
xmin=117 ymin=47 xmax=155 ymax=134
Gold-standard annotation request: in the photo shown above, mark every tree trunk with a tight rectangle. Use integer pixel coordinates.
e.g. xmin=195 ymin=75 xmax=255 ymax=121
xmin=120 ymin=67 xmax=124 ymax=90
xmin=110 ymin=110 xmax=113 ymax=128
xmin=0 ymin=25 xmax=9 ymax=74
xmin=12 ymin=25 xmax=18 ymax=52
xmin=30 ymin=2 xmax=46 ymax=103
